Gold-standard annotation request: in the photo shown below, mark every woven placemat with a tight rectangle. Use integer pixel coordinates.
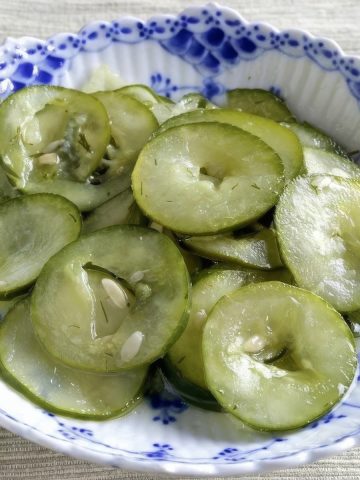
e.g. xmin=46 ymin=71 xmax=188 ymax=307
xmin=0 ymin=1 xmax=360 ymax=478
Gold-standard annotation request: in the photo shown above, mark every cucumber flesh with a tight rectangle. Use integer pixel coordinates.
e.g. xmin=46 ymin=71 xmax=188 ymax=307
xmin=276 ymin=175 xmax=360 ymax=312
xmin=157 ymin=109 xmax=303 ymax=181
xmin=31 ymin=226 xmax=190 ymax=372
xmin=0 ymin=194 xmax=81 ymax=298
xmin=0 ymin=86 xmax=110 ymax=187
xmin=182 ymin=228 xmax=283 ymax=270
xmin=303 ymin=147 xmax=360 ymax=179
xmin=93 ymin=91 xmax=158 ymax=177
xmin=0 ymin=299 xmax=147 ymax=419
xmin=168 ymin=268 xmax=295 ymax=392
xmin=83 ymin=188 xmax=145 ymax=234
xmin=226 ymin=88 xmax=294 ymax=123
xmin=203 ymin=281 xmax=357 ymax=431
xmin=132 ymin=122 xmax=284 ymax=235
xmin=284 ymin=122 xmax=347 ymax=156
xmin=81 ymin=65 xmax=125 ymax=93
xmin=160 ymin=358 xmax=221 ymax=412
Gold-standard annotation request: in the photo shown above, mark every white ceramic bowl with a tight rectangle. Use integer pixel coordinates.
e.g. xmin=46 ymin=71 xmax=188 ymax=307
xmin=1 ymin=2 xmax=360 ymax=476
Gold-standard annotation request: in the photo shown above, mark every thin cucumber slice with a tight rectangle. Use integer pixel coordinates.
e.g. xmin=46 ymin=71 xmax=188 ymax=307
xmin=32 ymin=226 xmax=190 ymax=372
xmin=0 ymin=86 xmax=115 ymax=211
xmin=182 ymin=228 xmax=283 ymax=270
xmin=0 ymin=295 xmax=26 ymax=322
xmin=284 ymin=122 xmax=347 ymax=156
xmin=168 ymin=268 xmax=295 ymax=393
xmin=303 ymin=147 xmax=360 ymax=178
xmin=157 ymin=109 xmax=303 ymax=181
xmin=226 ymin=89 xmax=294 ymax=123
xmin=148 ymin=223 xmax=203 ymax=277
xmin=275 ymin=175 xmax=360 ymax=312
xmin=203 ymin=281 xmax=357 ymax=431
xmin=83 ymin=188 xmax=145 ymax=234
xmin=0 ymin=299 xmax=147 ymax=419
xmin=132 ymin=122 xmax=284 ymax=235
xmin=93 ymin=91 xmax=158 ymax=176
xmin=0 ymin=85 xmax=110 ymax=185
xmin=0 ymin=167 xmax=19 ymax=203
xmin=81 ymin=65 xmax=125 ymax=93
xmin=161 ymin=358 xmax=221 ymax=412
xmin=0 ymin=194 xmax=81 ymax=298
xmin=118 ymin=84 xmax=176 ymax=124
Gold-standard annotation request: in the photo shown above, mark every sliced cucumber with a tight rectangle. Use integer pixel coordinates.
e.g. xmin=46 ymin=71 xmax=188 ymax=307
xmin=93 ymin=91 xmax=158 ymax=176
xmin=168 ymin=267 xmax=295 ymax=394
xmin=284 ymin=122 xmax=347 ymax=156
xmin=0 ymin=194 xmax=81 ymax=298
xmin=0 ymin=86 xmax=117 ymax=211
xmin=0 ymin=85 xmax=110 ymax=186
xmin=157 ymin=109 xmax=303 ymax=181
xmin=81 ymin=64 xmax=125 ymax=93
xmin=132 ymin=122 xmax=284 ymax=235
xmin=83 ymin=188 xmax=145 ymax=234
xmin=0 ymin=299 xmax=147 ymax=419
xmin=303 ymin=147 xmax=360 ymax=178
xmin=161 ymin=358 xmax=221 ymax=412
xmin=276 ymin=175 xmax=360 ymax=312
xmin=31 ymin=226 xmax=190 ymax=372
xmin=203 ymin=281 xmax=357 ymax=431
xmin=226 ymin=88 xmax=294 ymax=123
xmin=182 ymin=228 xmax=283 ymax=270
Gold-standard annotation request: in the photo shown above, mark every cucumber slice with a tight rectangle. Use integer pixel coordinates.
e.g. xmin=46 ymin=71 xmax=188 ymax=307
xmin=0 ymin=194 xmax=81 ymax=298
xmin=31 ymin=226 xmax=190 ymax=372
xmin=276 ymin=175 xmax=360 ymax=312
xmin=303 ymin=147 xmax=360 ymax=179
xmin=284 ymin=122 xmax=347 ymax=156
xmin=168 ymin=267 xmax=295 ymax=394
xmin=182 ymin=228 xmax=283 ymax=270
xmin=0 ymin=295 xmax=26 ymax=322
xmin=0 ymin=85 xmax=110 ymax=186
xmin=160 ymin=358 xmax=222 ymax=412
xmin=81 ymin=65 xmax=125 ymax=93
xmin=226 ymin=89 xmax=294 ymax=123
xmin=157 ymin=109 xmax=303 ymax=181
xmin=132 ymin=122 xmax=284 ymax=235
xmin=0 ymin=86 xmax=116 ymax=211
xmin=83 ymin=188 xmax=145 ymax=234
xmin=203 ymin=281 xmax=357 ymax=431
xmin=93 ymin=91 xmax=158 ymax=176
xmin=0 ymin=299 xmax=147 ymax=419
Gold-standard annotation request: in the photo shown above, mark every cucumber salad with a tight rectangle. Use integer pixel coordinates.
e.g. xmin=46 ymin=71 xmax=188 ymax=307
xmin=0 ymin=69 xmax=358 ymax=431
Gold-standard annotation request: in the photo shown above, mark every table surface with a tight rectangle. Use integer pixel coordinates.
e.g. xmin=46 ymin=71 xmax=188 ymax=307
xmin=1 ymin=0 xmax=360 ymax=478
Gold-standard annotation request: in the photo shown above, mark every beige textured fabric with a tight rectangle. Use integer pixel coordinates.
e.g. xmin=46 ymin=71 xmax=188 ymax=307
xmin=0 ymin=0 xmax=360 ymax=478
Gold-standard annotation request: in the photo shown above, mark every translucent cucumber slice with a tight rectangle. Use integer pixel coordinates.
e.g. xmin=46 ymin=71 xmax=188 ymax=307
xmin=203 ymin=281 xmax=357 ymax=431
xmin=182 ymin=228 xmax=283 ymax=270
xmin=284 ymin=122 xmax=347 ymax=156
xmin=0 ymin=85 xmax=110 ymax=186
xmin=0 ymin=194 xmax=81 ymax=298
xmin=160 ymin=358 xmax=221 ymax=412
xmin=157 ymin=109 xmax=303 ymax=181
xmin=275 ymin=175 xmax=360 ymax=312
xmin=0 ymin=299 xmax=147 ymax=419
xmin=303 ymin=147 xmax=360 ymax=178
xmin=226 ymin=89 xmax=294 ymax=123
xmin=83 ymin=188 xmax=145 ymax=234
xmin=93 ymin=91 xmax=158 ymax=176
xmin=168 ymin=268 xmax=294 ymax=393
xmin=132 ymin=122 xmax=284 ymax=235
xmin=81 ymin=65 xmax=125 ymax=93
xmin=32 ymin=226 xmax=190 ymax=372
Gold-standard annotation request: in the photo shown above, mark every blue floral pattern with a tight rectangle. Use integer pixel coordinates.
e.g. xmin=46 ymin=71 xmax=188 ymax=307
xmin=0 ymin=4 xmax=360 ymax=102
xmin=148 ymin=391 xmax=189 ymax=425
